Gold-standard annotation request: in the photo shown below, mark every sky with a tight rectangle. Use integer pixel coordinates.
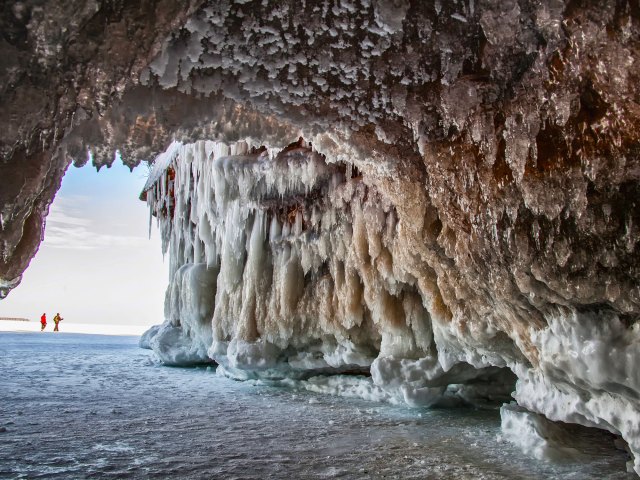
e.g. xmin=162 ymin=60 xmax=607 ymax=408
xmin=0 ymin=159 xmax=169 ymax=329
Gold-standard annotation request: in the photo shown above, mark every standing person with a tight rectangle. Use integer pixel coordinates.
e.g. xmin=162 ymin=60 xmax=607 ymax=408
xmin=40 ymin=313 xmax=47 ymax=331
xmin=53 ymin=313 xmax=63 ymax=332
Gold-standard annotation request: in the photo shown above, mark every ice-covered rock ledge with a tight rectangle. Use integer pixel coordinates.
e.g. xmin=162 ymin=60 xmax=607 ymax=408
xmin=500 ymin=403 xmax=634 ymax=472
xmin=140 ymin=138 xmax=640 ymax=476
xmin=513 ymin=309 xmax=640 ymax=473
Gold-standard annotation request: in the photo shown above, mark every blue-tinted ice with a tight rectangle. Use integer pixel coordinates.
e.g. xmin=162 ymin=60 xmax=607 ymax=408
xmin=0 ymin=333 xmax=633 ymax=479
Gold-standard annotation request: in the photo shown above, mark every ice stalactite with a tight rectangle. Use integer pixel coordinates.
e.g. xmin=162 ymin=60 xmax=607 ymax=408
xmin=141 ymin=136 xmax=640 ymax=475
xmin=141 ymin=138 xmax=514 ymax=405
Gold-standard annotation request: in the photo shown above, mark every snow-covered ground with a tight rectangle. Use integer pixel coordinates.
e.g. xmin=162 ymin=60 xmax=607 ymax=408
xmin=0 ymin=332 xmax=633 ymax=479
xmin=0 ymin=320 xmax=148 ymax=336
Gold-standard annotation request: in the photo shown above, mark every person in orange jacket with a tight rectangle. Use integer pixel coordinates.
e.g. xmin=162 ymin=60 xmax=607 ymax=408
xmin=53 ymin=313 xmax=63 ymax=332
xmin=40 ymin=313 xmax=47 ymax=331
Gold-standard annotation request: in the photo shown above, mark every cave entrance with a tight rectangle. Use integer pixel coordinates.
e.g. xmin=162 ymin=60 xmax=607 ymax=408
xmin=0 ymin=159 xmax=167 ymax=335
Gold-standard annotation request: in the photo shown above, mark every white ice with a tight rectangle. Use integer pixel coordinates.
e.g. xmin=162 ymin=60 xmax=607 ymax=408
xmin=141 ymin=139 xmax=640 ymax=477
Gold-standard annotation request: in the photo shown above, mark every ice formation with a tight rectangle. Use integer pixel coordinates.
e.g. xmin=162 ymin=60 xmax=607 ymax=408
xmin=499 ymin=403 xmax=633 ymax=468
xmin=142 ymin=139 xmax=516 ymax=401
xmin=141 ymin=134 xmax=638 ymax=473
xmin=2 ymin=1 xmax=639 ymax=476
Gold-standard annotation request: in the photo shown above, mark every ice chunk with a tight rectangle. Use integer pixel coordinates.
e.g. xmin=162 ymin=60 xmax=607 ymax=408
xmin=501 ymin=404 xmax=602 ymax=463
xmin=149 ymin=323 xmax=213 ymax=366
xmin=139 ymin=324 xmax=161 ymax=349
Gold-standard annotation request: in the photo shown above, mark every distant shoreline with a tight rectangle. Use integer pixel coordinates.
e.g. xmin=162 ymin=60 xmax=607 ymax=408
xmin=0 ymin=317 xmax=30 ymax=322
xmin=0 ymin=319 xmax=148 ymax=336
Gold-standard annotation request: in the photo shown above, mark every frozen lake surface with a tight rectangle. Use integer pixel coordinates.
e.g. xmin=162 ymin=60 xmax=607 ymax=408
xmin=0 ymin=332 xmax=633 ymax=479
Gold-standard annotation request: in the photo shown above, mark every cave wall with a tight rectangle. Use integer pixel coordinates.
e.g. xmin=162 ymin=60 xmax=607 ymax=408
xmin=1 ymin=0 xmax=639 ymax=473
xmin=0 ymin=0 xmax=201 ymax=295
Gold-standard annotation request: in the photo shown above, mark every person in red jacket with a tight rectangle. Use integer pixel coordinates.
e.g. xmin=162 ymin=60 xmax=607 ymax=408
xmin=40 ymin=313 xmax=47 ymax=331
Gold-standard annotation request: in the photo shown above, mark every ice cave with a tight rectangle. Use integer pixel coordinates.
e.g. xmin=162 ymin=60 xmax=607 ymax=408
xmin=1 ymin=0 xmax=639 ymax=476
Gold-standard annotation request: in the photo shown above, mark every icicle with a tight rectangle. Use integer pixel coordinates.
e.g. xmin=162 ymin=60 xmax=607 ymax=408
xmin=294 ymin=209 xmax=303 ymax=236
xmin=269 ymin=216 xmax=281 ymax=242
xmin=147 ymin=188 xmax=154 ymax=239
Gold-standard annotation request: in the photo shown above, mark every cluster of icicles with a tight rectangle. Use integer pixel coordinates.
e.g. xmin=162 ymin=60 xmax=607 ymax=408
xmin=141 ymin=138 xmax=639 ymax=476
xmin=141 ymin=138 xmax=512 ymax=400
xmin=144 ymin=139 xmax=343 ymax=276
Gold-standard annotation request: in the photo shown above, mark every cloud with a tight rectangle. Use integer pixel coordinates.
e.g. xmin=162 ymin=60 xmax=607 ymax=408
xmin=52 ymin=194 xmax=91 ymax=210
xmin=47 ymin=209 xmax=91 ymax=227
xmin=44 ymin=225 xmax=148 ymax=250
xmin=44 ymin=194 xmax=149 ymax=250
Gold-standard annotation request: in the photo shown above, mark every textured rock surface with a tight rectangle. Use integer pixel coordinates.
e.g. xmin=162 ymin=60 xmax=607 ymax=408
xmin=1 ymin=0 xmax=639 ymax=474
xmin=0 ymin=0 xmax=200 ymax=295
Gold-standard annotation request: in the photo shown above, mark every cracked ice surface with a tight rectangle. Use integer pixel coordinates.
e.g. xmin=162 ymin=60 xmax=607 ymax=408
xmin=0 ymin=332 xmax=633 ymax=479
